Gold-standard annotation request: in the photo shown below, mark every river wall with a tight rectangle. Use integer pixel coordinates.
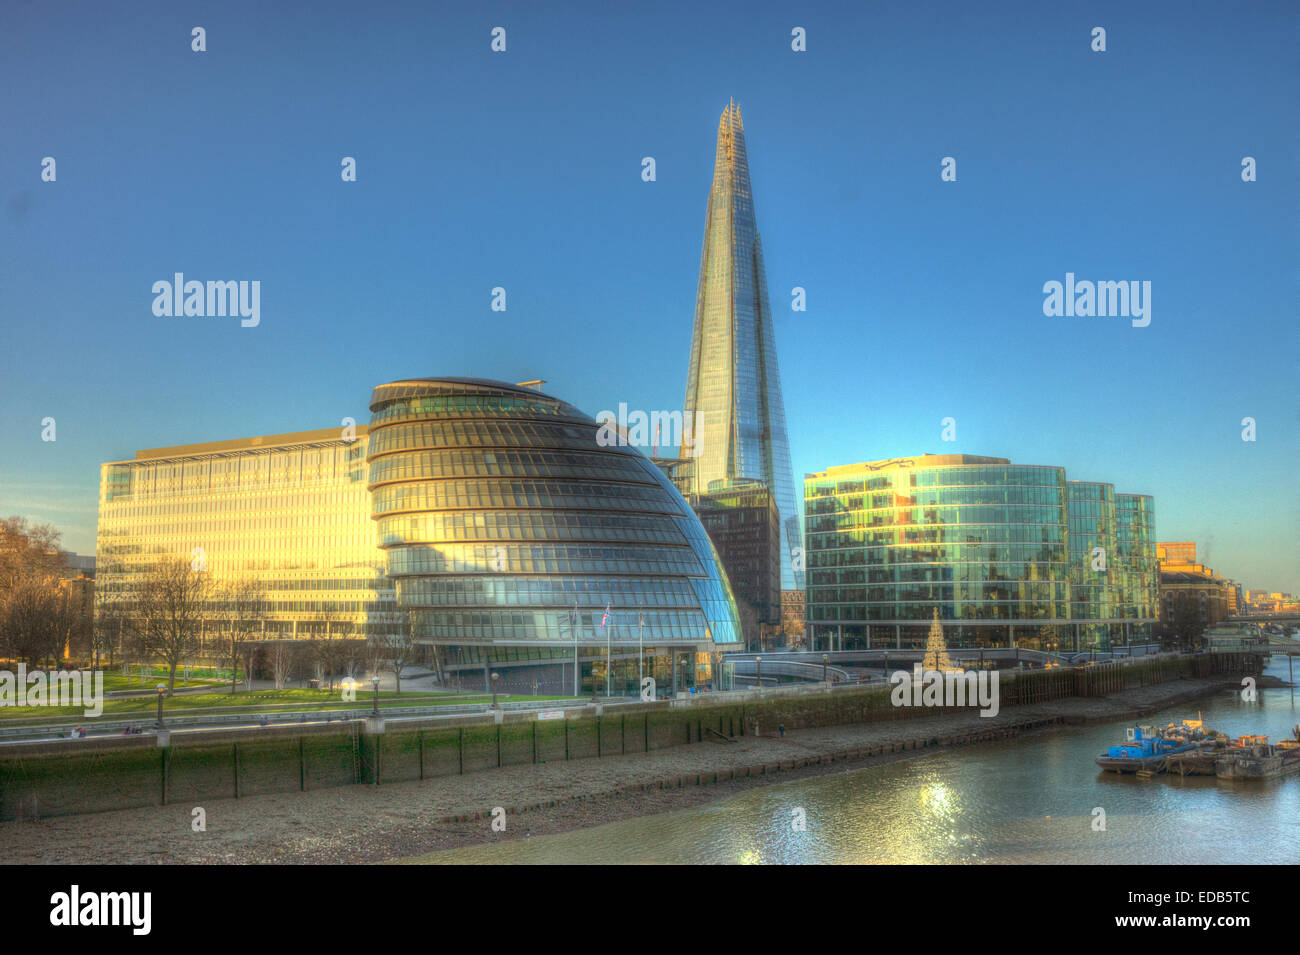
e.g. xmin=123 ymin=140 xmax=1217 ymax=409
xmin=0 ymin=653 xmax=1260 ymax=821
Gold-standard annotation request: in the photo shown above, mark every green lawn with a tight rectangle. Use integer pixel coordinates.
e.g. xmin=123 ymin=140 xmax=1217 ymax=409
xmin=0 ymin=687 xmax=571 ymax=724
xmin=98 ymin=670 xmax=234 ymax=693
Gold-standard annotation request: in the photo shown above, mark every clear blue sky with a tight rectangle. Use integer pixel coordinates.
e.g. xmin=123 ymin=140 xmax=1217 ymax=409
xmin=1 ymin=0 xmax=1295 ymax=592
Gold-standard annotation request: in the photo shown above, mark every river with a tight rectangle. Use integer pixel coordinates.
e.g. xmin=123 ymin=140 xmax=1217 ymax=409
xmin=406 ymin=656 xmax=1300 ymax=864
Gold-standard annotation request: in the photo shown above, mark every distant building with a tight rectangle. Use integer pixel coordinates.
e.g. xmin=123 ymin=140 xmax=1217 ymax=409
xmin=1156 ymin=542 xmax=1197 ymax=566
xmin=804 ymin=453 xmax=1157 ymax=652
xmin=692 ymin=480 xmax=781 ymax=651
xmin=781 ymin=589 xmax=806 ymax=647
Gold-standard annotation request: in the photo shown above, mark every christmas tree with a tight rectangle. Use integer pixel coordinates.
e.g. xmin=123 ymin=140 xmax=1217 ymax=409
xmin=924 ymin=607 xmax=956 ymax=671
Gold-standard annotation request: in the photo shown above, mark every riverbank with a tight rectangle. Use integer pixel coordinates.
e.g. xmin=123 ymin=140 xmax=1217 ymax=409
xmin=0 ymin=677 xmax=1234 ymax=864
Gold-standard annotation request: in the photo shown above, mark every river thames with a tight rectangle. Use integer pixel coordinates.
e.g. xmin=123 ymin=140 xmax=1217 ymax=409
xmin=407 ymin=656 xmax=1300 ymax=864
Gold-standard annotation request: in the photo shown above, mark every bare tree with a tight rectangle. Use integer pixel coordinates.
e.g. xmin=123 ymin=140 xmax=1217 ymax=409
xmin=3 ymin=572 xmax=62 ymax=666
xmin=313 ymin=609 xmax=354 ymax=691
xmin=270 ymin=639 xmax=296 ymax=690
xmin=0 ymin=518 xmax=66 ymax=666
xmin=377 ymin=611 xmax=418 ymax=694
xmin=214 ymin=580 xmax=265 ymax=693
xmin=136 ymin=556 xmax=213 ymax=695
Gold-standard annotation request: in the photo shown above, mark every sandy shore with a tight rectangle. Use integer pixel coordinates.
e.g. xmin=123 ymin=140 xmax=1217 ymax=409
xmin=2 ymin=678 xmax=1229 ymax=864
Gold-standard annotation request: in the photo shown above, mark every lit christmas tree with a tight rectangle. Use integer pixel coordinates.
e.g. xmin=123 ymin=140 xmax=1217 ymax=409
xmin=924 ymin=607 xmax=956 ymax=671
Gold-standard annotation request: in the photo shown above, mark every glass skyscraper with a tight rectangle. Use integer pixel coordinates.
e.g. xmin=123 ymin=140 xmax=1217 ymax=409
xmin=679 ymin=100 xmax=803 ymax=591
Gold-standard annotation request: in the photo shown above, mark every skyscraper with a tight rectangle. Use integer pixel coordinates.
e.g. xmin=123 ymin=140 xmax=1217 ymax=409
xmin=680 ymin=100 xmax=803 ymax=590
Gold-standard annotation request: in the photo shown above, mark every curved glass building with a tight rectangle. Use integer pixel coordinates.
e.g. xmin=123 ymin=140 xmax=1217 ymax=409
xmin=805 ymin=454 xmax=1156 ymax=651
xmin=367 ymin=377 xmax=740 ymax=694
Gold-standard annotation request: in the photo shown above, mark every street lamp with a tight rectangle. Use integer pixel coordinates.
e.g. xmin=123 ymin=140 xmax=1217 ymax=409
xmin=490 ymin=671 xmax=500 ymax=709
xmin=755 ymin=653 xmax=763 ymax=689
xmin=155 ymin=683 xmax=166 ymax=730
xmin=370 ymin=675 xmax=380 ymax=717
xmin=822 ymin=653 xmax=829 ymax=684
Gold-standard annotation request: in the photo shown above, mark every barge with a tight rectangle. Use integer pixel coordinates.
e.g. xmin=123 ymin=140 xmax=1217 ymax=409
xmin=1095 ymin=721 xmax=1208 ymax=774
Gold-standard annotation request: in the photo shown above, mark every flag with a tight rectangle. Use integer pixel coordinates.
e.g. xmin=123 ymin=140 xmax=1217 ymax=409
xmin=600 ymin=604 xmax=611 ymax=631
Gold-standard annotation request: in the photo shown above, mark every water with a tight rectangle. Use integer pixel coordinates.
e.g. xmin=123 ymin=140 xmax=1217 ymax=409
xmin=407 ymin=657 xmax=1300 ymax=864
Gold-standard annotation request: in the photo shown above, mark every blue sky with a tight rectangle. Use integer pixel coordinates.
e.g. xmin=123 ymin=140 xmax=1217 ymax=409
xmin=1 ymin=0 xmax=1295 ymax=591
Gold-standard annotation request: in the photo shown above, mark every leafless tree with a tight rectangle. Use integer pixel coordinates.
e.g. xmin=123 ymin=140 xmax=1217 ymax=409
xmin=213 ymin=579 xmax=265 ymax=693
xmin=377 ymin=611 xmax=418 ymax=694
xmin=270 ymin=639 xmax=296 ymax=690
xmin=313 ymin=609 xmax=354 ymax=691
xmin=135 ymin=556 xmax=213 ymax=695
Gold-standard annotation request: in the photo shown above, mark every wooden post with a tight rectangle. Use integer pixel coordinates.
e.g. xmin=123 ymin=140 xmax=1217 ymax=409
xmin=233 ymin=742 xmax=240 ymax=798
xmin=496 ymin=722 xmax=502 ymax=768
xmin=160 ymin=747 xmax=169 ymax=806
xmin=299 ymin=736 xmax=306 ymax=791
xmin=564 ymin=718 xmax=569 ymax=761
xmin=418 ymin=733 xmax=425 ymax=781
xmin=532 ymin=720 xmax=537 ymax=764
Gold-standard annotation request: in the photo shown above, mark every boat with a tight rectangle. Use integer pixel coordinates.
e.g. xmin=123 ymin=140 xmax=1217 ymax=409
xmin=1213 ymin=726 xmax=1300 ymax=780
xmin=1095 ymin=721 xmax=1206 ymax=774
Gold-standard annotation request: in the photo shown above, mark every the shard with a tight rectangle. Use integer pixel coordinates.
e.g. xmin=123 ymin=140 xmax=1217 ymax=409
xmin=680 ymin=100 xmax=803 ymax=590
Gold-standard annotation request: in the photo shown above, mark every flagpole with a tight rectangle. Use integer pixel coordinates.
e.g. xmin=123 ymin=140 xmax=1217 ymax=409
xmin=638 ymin=612 xmax=644 ymax=694
xmin=605 ymin=609 xmax=612 ymax=698
xmin=572 ymin=601 xmax=579 ymax=697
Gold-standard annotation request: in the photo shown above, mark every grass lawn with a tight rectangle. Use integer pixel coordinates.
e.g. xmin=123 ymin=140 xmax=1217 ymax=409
xmin=98 ymin=670 xmax=234 ymax=693
xmin=0 ymin=687 xmax=572 ymax=724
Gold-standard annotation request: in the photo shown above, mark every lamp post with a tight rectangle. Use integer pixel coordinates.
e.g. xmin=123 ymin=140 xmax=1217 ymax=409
xmin=491 ymin=671 xmax=500 ymax=709
xmin=370 ymin=675 xmax=380 ymax=717
xmin=822 ymin=653 xmax=829 ymax=684
xmin=155 ymin=683 xmax=166 ymax=730
xmin=755 ymin=653 xmax=762 ymax=689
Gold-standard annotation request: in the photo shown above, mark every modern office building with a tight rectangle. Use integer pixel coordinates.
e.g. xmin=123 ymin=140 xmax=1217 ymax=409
xmin=96 ymin=427 xmax=396 ymax=648
xmin=1115 ymin=494 xmax=1159 ymax=626
xmin=366 ymin=377 xmax=740 ymax=694
xmin=691 ymin=479 xmax=781 ymax=651
xmin=803 ymin=454 xmax=1157 ymax=652
xmin=96 ymin=378 xmax=743 ymax=694
xmin=1067 ymin=481 xmax=1118 ymax=648
xmin=678 ymin=100 xmax=803 ymax=591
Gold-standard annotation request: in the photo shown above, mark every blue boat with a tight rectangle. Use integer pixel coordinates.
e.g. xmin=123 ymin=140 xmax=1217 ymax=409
xmin=1095 ymin=723 xmax=1203 ymax=773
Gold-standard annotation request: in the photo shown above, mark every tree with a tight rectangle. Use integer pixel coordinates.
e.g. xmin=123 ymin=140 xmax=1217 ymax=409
xmin=924 ymin=607 xmax=956 ymax=671
xmin=0 ymin=517 xmax=66 ymax=665
xmin=313 ymin=609 xmax=354 ymax=691
xmin=379 ymin=612 xmax=418 ymax=694
xmin=3 ymin=572 xmax=63 ymax=665
xmin=270 ymin=639 xmax=297 ymax=690
xmin=136 ymin=556 xmax=213 ymax=695
xmin=214 ymin=580 xmax=265 ymax=693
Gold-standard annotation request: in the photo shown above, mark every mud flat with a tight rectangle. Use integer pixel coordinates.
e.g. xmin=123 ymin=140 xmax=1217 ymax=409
xmin=0 ymin=678 xmax=1231 ymax=864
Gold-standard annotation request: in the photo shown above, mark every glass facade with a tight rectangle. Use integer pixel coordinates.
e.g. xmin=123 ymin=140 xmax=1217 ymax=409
xmin=367 ymin=378 xmax=741 ymax=690
xmin=693 ymin=479 xmax=782 ymax=650
xmin=1067 ymin=481 xmax=1118 ymax=649
xmin=679 ymin=101 xmax=803 ymax=591
xmin=804 ymin=454 xmax=1157 ymax=651
xmin=1115 ymin=493 xmax=1158 ymax=639
xmin=96 ymin=429 xmax=396 ymax=641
